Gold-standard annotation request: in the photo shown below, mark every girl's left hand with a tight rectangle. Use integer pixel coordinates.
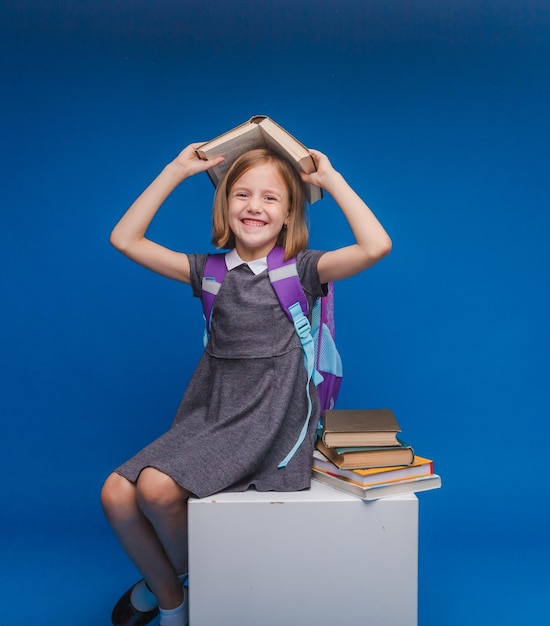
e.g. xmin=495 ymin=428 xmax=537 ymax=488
xmin=300 ymin=149 xmax=340 ymax=191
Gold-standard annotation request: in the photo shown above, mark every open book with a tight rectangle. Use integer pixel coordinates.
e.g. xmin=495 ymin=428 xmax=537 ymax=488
xmin=195 ymin=115 xmax=323 ymax=204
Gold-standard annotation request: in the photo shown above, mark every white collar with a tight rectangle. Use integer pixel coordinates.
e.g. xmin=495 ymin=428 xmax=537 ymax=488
xmin=225 ymin=249 xmax=268 ymax=276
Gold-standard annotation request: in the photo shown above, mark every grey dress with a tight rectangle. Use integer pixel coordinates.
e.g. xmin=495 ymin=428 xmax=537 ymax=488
xmin=115 ymin=249 xmax=326 ymax=498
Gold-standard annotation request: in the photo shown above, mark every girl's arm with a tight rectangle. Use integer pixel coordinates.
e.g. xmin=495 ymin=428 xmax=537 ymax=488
xmin=301 ymin=150 xmax=392 ymax=285
xmin=110 ymin=143 xmax=224 ymax=284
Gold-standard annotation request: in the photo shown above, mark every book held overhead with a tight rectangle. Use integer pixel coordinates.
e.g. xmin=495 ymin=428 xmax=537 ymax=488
xmin=195 ymin=115 xmax=323 ymax=204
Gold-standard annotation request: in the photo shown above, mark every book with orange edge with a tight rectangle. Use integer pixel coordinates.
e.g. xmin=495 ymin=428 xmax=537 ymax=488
xmin=311 ymin=468 xmax=442 ymax=501
xmin=312 ymin=449 xmax=434 ymax=487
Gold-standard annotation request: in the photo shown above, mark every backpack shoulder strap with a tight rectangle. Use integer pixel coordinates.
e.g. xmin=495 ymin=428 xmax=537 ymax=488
xmin=267 ymin=247 xmax=321 ymax=468
xmin=266 ymin=246 xmax=309 ymax=320
xmin=201 ymin=253 xmax=228 ymax=336
xmin=203 ymin=247 xmax=308 ymax=327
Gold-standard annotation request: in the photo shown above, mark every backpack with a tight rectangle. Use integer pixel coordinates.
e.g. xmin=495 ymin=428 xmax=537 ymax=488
xmin=200 ymin=246 xmax=343 ymax=468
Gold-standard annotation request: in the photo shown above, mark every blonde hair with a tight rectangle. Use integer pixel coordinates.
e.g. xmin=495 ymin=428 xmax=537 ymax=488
xmin=211 ymin=149 xmax=309 ymax=259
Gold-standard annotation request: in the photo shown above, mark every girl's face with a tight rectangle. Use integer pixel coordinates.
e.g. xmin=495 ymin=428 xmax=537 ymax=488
xmin=227 ymin=162 xmax=290 ymax=261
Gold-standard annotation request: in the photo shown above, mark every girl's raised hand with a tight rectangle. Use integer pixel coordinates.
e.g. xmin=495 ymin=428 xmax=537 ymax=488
xmin=300 ymin=149 xmax=340 ymax=192
xmin=172 ymin=143 xmax=225 ymax=180
xmin=110 ymin=143 xmax=224 ymax=284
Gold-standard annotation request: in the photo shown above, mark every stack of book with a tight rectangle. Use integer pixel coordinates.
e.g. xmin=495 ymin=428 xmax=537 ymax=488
xmin=312 ymin=409 xmax=441 ymax=500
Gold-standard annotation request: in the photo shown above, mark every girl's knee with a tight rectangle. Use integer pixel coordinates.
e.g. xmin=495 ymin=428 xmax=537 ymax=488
xmin=136 ymin=467 xmax=189 ymax=513
xmin=100 ymin=472 xmax=136 ymax=518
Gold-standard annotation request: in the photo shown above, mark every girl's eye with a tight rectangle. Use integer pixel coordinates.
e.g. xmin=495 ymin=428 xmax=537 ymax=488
xmin=265 ymin=196 xmax=277 ymax=201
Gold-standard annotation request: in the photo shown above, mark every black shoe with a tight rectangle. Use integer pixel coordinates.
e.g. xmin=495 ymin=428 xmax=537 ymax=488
xmin=111 ymin=581 xmax=159 ymax=626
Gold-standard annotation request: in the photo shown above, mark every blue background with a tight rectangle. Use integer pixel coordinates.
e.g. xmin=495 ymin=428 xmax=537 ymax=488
xmin=1 ymin=1 xmax=549 ymax=624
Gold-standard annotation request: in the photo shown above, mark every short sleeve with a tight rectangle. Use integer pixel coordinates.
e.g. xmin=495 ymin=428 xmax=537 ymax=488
xmin=188 ymin=253 xmax=209 ymax=298
xmin=296 ymin=249 xmax=327 ymax=304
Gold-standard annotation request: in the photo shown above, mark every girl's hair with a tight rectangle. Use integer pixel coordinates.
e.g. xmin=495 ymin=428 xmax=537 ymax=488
xmin=212 ymin=149 xmax=309 ymax=259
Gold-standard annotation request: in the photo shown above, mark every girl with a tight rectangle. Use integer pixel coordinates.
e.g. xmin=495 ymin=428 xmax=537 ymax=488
xmin=101 ymin=141 xmax=391 ymax=626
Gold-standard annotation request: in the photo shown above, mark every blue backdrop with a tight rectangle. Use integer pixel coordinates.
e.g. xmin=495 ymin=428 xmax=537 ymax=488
xmin=2 ymin=1 xmax=549 ymax=624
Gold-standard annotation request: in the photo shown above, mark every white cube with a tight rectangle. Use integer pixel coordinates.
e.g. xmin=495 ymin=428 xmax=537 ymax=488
xmin=188 ymin=480 xmax=418 ymax=626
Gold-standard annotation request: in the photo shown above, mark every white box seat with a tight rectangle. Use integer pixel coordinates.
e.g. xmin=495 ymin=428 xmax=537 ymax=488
xmin=188 ymin=480 xmax=418 ymax=626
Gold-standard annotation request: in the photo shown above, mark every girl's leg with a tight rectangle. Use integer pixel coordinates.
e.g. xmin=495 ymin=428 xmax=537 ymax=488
xmin=135 ymin=467 xmax=190 ymax=577
xmin=101 ymin=471 xmax=188 ymax=610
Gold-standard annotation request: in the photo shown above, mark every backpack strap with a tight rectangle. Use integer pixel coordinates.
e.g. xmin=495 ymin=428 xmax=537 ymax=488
xmin=266 ymin=246 xmax=309 ymax=320
xmin=267 ymin=247 xmax=322 ymax=468
xmin=267 ymin=247 xmax=323 ymax=385
xmin=201 ymin=253 xmax=228 ymax=345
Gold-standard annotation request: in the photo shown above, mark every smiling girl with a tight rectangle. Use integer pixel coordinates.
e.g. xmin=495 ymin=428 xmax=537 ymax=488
xmin=101 ymin=141 xmax=391 ymax=626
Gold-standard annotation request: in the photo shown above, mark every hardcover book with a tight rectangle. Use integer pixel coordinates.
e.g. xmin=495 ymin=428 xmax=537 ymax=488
xmin=312 ymin=468 xmax=442 ymax=501
xmin=315 ymin=438 xmax=414 ymax=470
xmin=195 ymin=115 xmax=323 ymax=204
xmin=312 ymin=449 xmax=433 ymax=487
xmin=321 ymin=408 xmax=402 ymax=447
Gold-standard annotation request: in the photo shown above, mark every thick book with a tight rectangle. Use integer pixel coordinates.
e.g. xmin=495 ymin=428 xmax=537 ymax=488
xmin=321 ymin=408 xmax=401 ymax=447
xmin=311 ymin=468 xmax=442 ymax=501
xmin=312 ymin=449 xmax=433 ymax=487
xmin=315 ymin=438 xmax=414 ymax=470
xmin=195 ymin=115 xmax=323 ymax=204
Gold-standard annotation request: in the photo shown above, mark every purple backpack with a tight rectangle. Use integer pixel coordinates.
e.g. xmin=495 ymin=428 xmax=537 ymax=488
xmin=201 ymin=246 xmax=343 ymax=467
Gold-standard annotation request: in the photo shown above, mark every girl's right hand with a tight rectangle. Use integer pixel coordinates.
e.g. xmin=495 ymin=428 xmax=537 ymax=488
xmin=172 ymin=143 xmax=225 ymax=180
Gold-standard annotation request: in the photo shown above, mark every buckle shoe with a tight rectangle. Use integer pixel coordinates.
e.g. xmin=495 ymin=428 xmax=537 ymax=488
xmin=111 ymin=581 xmax=159 ymax=626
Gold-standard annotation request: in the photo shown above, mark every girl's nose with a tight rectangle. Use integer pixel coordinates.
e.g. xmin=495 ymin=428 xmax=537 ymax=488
xmin=247 ymin=197 xmax=261 ymax=213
